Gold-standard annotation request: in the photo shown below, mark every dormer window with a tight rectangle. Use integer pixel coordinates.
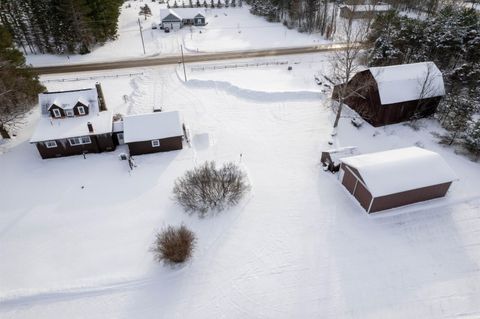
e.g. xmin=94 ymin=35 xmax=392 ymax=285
xmin=77 ymin=106 xmax=86 ymax=115
xmin=65 ymin=109 xmax=74 ymax=117
xmin=52 ymin=108 xmax=61 ymax=118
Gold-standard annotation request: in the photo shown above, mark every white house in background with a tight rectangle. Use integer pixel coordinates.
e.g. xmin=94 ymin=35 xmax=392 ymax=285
xmin=123 ymin=111 xmax=184 ymax=155
xmin=338 ymin=147 xmax=458 ymax=213
xmin=160 ymin=8 xmax=206 ymax=30
xmin=339 ymin=4 xmax=392 ymax=19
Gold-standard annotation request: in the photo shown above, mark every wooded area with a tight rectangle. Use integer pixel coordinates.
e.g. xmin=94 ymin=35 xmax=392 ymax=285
xmin=0 ymin=0 xmax=123 ymax=55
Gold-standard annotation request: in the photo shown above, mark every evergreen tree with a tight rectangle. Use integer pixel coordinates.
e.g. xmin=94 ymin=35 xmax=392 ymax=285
xmin=203 ymin=0 xmax=208 ymax=8
xmin=139 ymin=4 xmax=152 ymax=20
xmin=217 ymin=0 xmax=222 ymax=8
xmin=225 ymin=0 xmax=230 ymax=7
xmin=210 ymin=0 xmax=215 ymax=8
xmin=465 ymin=120 xmax=480 ymax=159
xmin=0 ymin=26 xmax=44 ymax=138
xmin=231 ymin=0 xmax=236 ymax=7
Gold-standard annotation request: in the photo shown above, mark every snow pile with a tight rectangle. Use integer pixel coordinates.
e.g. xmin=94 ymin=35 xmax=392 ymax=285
xmin=369 ymin=61 xmax=445 ymax=105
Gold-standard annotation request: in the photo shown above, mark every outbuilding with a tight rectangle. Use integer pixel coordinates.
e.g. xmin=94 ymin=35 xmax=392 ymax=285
xmin=339 ymin=147 xmax=458 ymax=213
xmin=123 ymin=111 xmax=184 ymax=156
xmin=332 ymin=62 xmax=445 ymax=126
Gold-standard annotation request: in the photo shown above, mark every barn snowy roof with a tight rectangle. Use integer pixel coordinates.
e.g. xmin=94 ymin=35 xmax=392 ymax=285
xmin=340 ymin=147 xmax=458 ymax=197
xmin=123 ymin=111 xmax=183 ymax=143
xmin=369 ymin=62 xmax=445 ymax=105
xmin=341 ymin=4 xmax=392 ymax=12
xmin=39 ymin=88 xmax=98 ymax=114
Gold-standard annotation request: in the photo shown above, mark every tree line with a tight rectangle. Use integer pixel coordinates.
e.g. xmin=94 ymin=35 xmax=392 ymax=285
xmin=0 ymin=0 xmax=123 ymax=55
xmin=0 ymin=25 xmax=44 ymax=139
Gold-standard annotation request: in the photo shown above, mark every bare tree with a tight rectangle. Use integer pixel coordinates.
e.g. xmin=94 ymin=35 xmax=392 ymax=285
xmin=327 ymin=14 xmax=370 ymax=130
xmin=413 ymin=63 xmax=440 ymax=120
xmin=173 ymin=161 xmax=251 ymax=216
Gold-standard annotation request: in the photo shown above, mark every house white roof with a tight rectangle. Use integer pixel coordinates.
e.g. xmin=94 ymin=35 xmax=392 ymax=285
xmin=369 ymin=62 xmax=445 ymax=105
xmin=31 ymin=88 xmax=112 ymax=143
xmin=123 ymin=111 xmax=183 ymax=143
xmin=30 ymin=111 xmax=113 ymax=143
xmin=342 ymin=4 xmax=392 ymax=12
xmin=340 ymin=147 xmax=458 ymax=197
xmin=160 ymin=8 xmax=206 ymax=20
xmin=40 ymin=88 xmax=97 ymax=114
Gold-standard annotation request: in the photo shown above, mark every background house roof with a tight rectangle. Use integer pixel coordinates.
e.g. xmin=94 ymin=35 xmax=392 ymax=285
xmin=160 ymin=8 xmax=206 ymax=21
xmin=123 ymin=111 xmax=183 ymax=143
xmin=340 ymin=146 xmax=458 ymax=197
xmin=368 ymin=62 xmax=445 ymax=105
xmin=341 ymin=4 xmax=392 ymax=12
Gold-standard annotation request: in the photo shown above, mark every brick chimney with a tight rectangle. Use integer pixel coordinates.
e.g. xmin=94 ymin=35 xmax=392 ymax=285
xmin=96 ymin=82 xmax=107 ymax=111
xmin=87 ymin=122 xmax=94 ymax=133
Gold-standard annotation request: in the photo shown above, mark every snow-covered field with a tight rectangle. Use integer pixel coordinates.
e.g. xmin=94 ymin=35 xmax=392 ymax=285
xmin=25 ymin=1 xmax=329 ymax=67
xmin=1 ymin=54 xmax=480 ymax=318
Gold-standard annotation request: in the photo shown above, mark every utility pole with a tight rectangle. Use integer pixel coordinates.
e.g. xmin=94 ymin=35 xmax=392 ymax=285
xmin=180 ymin=45 xmax=187 ymax=82
xmin=138 ymin=18 xmax=146 ymax=54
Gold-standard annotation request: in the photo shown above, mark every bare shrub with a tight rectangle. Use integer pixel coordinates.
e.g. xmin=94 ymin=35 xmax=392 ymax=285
xmin=173 ymin=161 xmax=250 ymax=216
xmin=152 ymin=225 xmax=196 ymax=264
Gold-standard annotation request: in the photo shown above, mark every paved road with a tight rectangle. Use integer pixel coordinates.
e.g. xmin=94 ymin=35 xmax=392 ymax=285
xmin=32 ymin=43 xmax=364 ymax=75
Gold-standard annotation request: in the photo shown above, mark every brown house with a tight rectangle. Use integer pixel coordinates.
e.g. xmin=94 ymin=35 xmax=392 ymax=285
xmin=339 ymin=4 xmax=391 ymax=19
xmin=332 ymin=62 xmax=445 ymax=127
xmin=30 ymin=87 xmax=115 ymax=159
xmin=123 ymin=111 xmax=184 ymax=156
xmin=338 ymin=147 xmax=458 ymax=213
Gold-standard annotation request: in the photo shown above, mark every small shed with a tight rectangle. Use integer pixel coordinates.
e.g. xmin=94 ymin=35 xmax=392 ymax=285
xmin=339 ymin=4 xmax=391 ymax=19
xmin=339 ymin=147 xmax=458 ymax=213
xmin=123 ymin=111 xmax=184 ymax=156
xmin=321 ymin=146 xmax=358 ymax=172
xmin=332 ymin=62 xmax=445 ymax=126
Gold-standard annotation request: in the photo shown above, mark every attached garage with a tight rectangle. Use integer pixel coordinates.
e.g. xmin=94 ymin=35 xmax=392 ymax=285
xmin=123 ymin=111 xmax=184 ymax=156
xmin=339 ymin=147 xmax=458 ymax=213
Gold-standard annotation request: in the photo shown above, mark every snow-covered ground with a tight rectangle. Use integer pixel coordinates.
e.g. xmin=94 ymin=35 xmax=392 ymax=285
xmin=25 ymin=1 xmax=330 ymax=67
xmin=1 ymin=54 xmax=480 ymax=318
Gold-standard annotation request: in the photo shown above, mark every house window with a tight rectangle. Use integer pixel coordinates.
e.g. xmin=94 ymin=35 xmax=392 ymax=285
xmin=44 ymin=140 xmax=57 ymax=148
xmin=68 ymin=136 xmax=92 ymax=146
xmin=151 ymin=139 xmax=160 ymax=147
xmin=52 ymin=108 xmax=61 ymax=118
xmin=65 ymin=109 xmax=74 ymax=117
xmin=77 ymin=106 xmax=86 ymax=115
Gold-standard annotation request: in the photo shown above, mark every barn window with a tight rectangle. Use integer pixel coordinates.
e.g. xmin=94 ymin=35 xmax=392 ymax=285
xmin=52 ymin=108 xmax=61 ymax=118
xmin=44 ymin=140 xmax=57 ymax=148
xmin=151 ymin=139 xmax=160 ymax=147
xmin=77 ymin=106 xmax=86 ymax=115
xmin=69 ymin=136 xmax=91 ymax=146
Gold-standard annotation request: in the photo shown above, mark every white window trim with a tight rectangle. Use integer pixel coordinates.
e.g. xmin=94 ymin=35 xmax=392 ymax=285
xmin=77 ymin=106 xmax=86 ymax=115
xmin=68 ymin=136 xmax=92 ymax=146
xmin=45 ymin=140 xmax=57 ymax=148
xmin=151 ymin=139 xmax=160 ymax=147
xmin=65 ymin=109 xmax=74 ymax=117
xmin=52 ymin=108 xmax=61 ymax=118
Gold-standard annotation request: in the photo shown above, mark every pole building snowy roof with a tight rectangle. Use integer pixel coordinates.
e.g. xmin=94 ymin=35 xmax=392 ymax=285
xmin=369 ymin=62 xmax=445 ymax=105
xmin=340 ymin=147 xmax=458 ymax=197
xmin=123 ymin=111 xmax=183 ymax=144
